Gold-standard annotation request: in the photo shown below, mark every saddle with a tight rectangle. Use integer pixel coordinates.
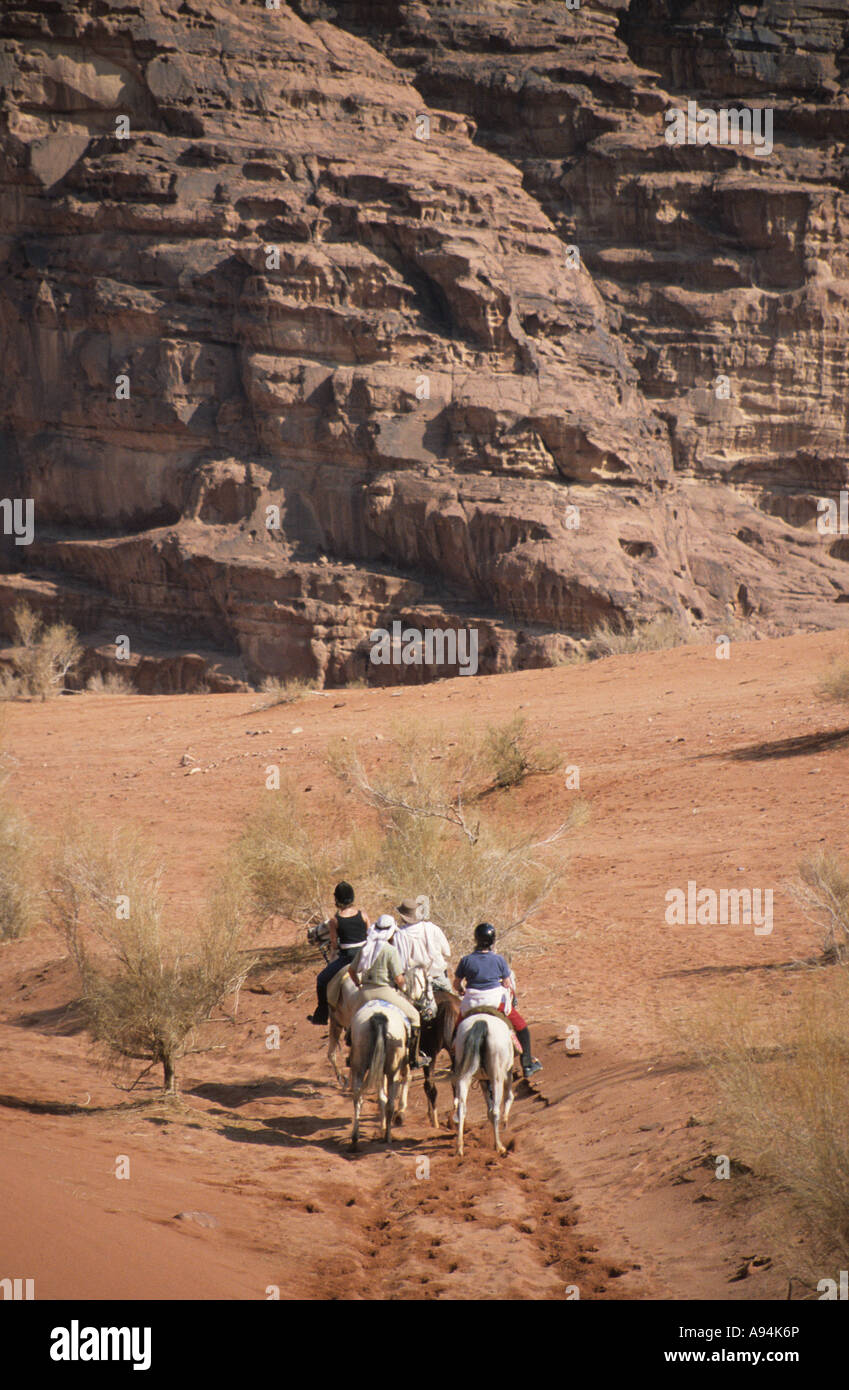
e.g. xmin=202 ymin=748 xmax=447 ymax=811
xmin=462 ymin=1005 xmax=519 ymax=1036
xmin=461 ymin=1005 xmax=522 ymax=1054
xmin=326 ymin=966 xmax=350 ymax=1012
xmin=358 ymin=998 xmax=411 ymax=1034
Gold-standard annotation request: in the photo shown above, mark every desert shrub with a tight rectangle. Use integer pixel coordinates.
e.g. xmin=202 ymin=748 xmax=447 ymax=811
xmin=239 ymin=726 xmax=584 ymax=945
xmin=48 ymin=825 xmax=250 ymax=1093
xmin=686 ymin=972 xmax=849 ymax=1275
xmin=0 ymin=793 xmax=38 ymax=940
xmin=551 ymin=647 xmax=588 ymax=668
xmin=482 ymin=715 xmax=562 ymax=789
xmin=330 ymin=732 xmax=586 ymax=943
xmin=254 ymin=676 xmax=316 ymax=709
xmin=236 ymin=787 xmax=350 ymax=926
xmin=793 ymin=847 xmax=849 ymax=961
xmin=587 ymin=612 xmax=687 ymax=659
xmin=85 ymin=671 xmax=134 ymax=694
xmin=817 ymin=647 xmax=849 ymax=706
xmin=8 ymin=603 xmax=81 ymax=699
xmin=0 ymin=668 xmax=23 ymax=700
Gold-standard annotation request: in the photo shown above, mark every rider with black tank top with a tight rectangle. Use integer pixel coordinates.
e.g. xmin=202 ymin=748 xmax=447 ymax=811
xmin=336 ymin=910 xmax=368 ymax=955
xmin=307 ymin=883 xmax=370 ymax=1026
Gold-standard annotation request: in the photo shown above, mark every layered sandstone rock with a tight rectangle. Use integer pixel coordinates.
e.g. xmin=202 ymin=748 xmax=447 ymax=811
xmin=1 ymin=0 xmax=847 ymax=688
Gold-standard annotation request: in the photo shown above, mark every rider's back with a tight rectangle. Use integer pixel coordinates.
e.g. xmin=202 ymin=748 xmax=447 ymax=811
xmin=336 ymin=909 xmax=368 ymax=951
xmin=358 ymin=939 xmax=403 ymax=990
xmin=396 ymin=919 xmax=450 ymax=974
xmin=456 ymin=949 xmax=510 ymax=990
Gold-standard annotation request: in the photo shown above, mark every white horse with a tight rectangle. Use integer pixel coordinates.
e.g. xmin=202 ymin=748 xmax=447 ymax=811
xmin=327 ymin=970 xmax=359 ymax=1086
xmin=350 ymin=1000 xmax=410 ymax=1148
xmin=452 ymin=1013 xmax=515 ymax=1157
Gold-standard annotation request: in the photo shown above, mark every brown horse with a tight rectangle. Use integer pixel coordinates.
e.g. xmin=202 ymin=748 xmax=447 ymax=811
xmin=421 ymin=988 xmax=461 ymax=1127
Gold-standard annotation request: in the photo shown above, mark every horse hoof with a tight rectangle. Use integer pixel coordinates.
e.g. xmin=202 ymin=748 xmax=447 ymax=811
xmin=496 ymin=1145 xmax=507 ymax=1157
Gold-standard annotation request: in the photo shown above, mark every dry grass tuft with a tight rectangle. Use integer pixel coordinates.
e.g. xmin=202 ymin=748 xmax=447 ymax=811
xmin=253 ymin=676 xmax=317 ymax=709
xmin=587 ymin=612 xmax=688 ymax=659
xmin=0 ymin=789 xmax=38 ymax=940
xmin=680 ymin=970 xmax=849 ymax=1277
xmin=792 ymin=846 xmax=849 ymax=962
xmin=85 ymin=671 xmax=135 ymax=695
xmin=817 ymin=650 xmax=849 ymax=707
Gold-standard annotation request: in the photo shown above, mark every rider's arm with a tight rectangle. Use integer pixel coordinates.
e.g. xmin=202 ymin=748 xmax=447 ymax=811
xmin=453 ymin=954 xmax=466 ymax=994
xmin=348 ymin=964 xmax=360 ymax=985
xmin=329 ymin=914 xmax=339 ymax=953
xmin=394 ymin=973 xmax=407 ymax=991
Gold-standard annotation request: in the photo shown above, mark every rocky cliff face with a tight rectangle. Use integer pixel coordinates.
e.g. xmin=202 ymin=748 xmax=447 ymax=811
xmin=1 ymin=0 xmax=848 ymax=689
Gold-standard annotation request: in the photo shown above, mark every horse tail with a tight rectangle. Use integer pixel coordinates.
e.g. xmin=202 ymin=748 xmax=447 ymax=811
xmin=458 ymin=1018 xmax=487 ymax=1078
xmin=365 ymin=1013 xmax=387 ymax=1092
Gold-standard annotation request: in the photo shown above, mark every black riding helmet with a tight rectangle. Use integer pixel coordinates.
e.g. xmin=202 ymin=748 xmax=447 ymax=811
xmin=474 ymin=922 xmax=496 ymax=948
xmin=334 ymin=881 xmax=355 ymax=907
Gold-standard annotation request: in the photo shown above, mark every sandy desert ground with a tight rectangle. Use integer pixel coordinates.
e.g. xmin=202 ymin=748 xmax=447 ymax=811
xmin=1 ymin=629 xmax=847 ymax=1301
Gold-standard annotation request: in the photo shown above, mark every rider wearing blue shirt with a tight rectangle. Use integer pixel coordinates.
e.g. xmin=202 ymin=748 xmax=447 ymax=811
xmin=453 ymin=923 xmax=543 ymax=1080
xmin=455 ymin=950 xmax=511 ymax=991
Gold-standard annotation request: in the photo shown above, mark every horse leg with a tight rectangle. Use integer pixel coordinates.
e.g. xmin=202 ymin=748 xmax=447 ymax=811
xmin=423 ymin=1060 xmax=438 ymax=1128
xmin=456 ymin=1074 xmax=470 ymax=1158
xmin=328 ymin=1015 xmax=345 ymax=1087
xmin=397 ymin=1063 xmax=410 ymax=1124
xmin=350 ymin=1077 xmax=362 ymax=1149
xmin=503 ymin=1065 xmax=515 ymax=1132
xmin=385 ymin=1074 xmax=399 ymax=1143
xmin=490 ymin=1071 xmax=506 ymax=1156
xmin=376 ymin=1076 xmax=388 ymax=1140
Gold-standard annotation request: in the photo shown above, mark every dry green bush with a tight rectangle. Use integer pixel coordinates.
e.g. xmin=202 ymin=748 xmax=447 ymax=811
xmin=85 ymin=671 xmax=134 ymax=695
xmin=328 ymin=731 xmax=586 ymax=943
xmin=236 ymin=787 xmax=352 ymax=926
xmin=48 ymin=824 xmax=251 ymax=1093
xmin=793 ymin=847 xmax=849 ymax=961
xmin=239 ymin=728 xmax=584 ymax=945
xmin=0 ymin=668 xmax=23 ymax=700
xmin=0 ymin=792 xmax=38 ymax=940
xmin=5 ymin=603 xmax=82 ymax=700
xmin=682 ymin=973 xmax=849 ymax=1276
xmin=483 ymin=715 xmax=562 ymax=789
xmin=817 ymin=648 xmax=849 ymax=706
xmin=587 ymin=612 xmax=688 ymax=659
xmin=253 ymin=676 xmax=316 ymax=709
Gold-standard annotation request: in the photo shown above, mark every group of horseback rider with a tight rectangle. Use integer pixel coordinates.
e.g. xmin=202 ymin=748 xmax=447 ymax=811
xmin=307 ymin=881 xmax=543 ymax=1080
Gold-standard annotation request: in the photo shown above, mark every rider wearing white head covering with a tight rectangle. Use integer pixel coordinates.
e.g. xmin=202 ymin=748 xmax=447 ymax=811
xmin=348 ymin=914 xmax=427 ymax=1067
xmin=356 ymin=913 xmax=398 ymax=974
xmin=394 ymin=895 xmax=452 ymax=991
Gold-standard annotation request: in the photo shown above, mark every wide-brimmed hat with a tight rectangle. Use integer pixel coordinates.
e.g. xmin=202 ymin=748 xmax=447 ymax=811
xmin=397 ymin=896 xmax=428 ymax=924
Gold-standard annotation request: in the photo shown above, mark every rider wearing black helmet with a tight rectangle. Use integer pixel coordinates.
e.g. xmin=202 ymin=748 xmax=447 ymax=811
xmin=307 ymin=881 xmax=370 ymax=1026
xmin=453 ymin=922 xmax=542 ymax=1080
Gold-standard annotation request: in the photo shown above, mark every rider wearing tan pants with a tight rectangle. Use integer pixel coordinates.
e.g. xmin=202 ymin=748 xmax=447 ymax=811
xmin=348 ymin=915 xmax=426 ymax=1067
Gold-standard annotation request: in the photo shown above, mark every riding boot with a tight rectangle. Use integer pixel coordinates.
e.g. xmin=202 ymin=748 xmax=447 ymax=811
xmin=516 ymin=1026 xmax=542 ymax=1078
xmin=308 ymin=982 xmax=329 ymax=1026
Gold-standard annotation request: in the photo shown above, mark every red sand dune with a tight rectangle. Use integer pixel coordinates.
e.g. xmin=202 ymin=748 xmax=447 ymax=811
xmin=1 ymin=630 xmax=846 ymax=1299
